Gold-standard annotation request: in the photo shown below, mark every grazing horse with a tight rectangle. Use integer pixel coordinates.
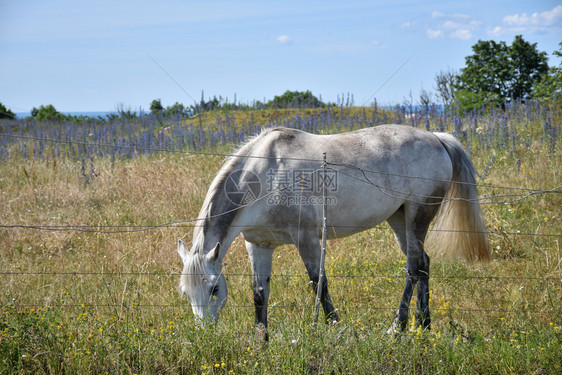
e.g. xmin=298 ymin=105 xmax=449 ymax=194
xmin=177 ymin=125 xmax=490 ymax=339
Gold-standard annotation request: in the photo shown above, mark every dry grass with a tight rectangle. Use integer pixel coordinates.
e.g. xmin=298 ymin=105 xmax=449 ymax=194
xmin=1 ymin=106 xmax=561 ymax=373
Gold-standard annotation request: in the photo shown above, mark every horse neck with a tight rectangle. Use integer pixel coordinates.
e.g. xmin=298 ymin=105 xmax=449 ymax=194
xmin=194 ymin=188 xmax=241 ymax=262
xmin=193 ymin=133 xmax=266 ymax=260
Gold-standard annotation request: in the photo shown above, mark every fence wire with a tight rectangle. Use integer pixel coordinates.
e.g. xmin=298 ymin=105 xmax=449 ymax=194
xmin=1 ymin=132 xmax=559 ymax=194
xmin=1 ymin=302 xmax=558 ymax=316
xmin=0 ymin=271 xmax=561 ymax=281
xmin=1 ymin=133 xmax=560 ymax=239
xmin=1 ymin=129 xmax=560 ymax=320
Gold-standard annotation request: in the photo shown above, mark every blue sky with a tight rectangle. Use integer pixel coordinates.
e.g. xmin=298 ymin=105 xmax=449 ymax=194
xmin=1 ymin=0 xmax=561 ymax=113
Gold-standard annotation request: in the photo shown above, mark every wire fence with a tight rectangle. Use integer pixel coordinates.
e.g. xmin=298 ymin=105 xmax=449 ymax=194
xmin=1 ymin=132 xmax=560 ymax=192
xmin=1 ymin=133 xmax=560 ymax=236
xmin=1 ymin=270 xmax=561 ymax=281
xmin=1 ymin=302 xmax=558 ymax=317
xmin=0 ymin=222 xmax=560 ymax=238
xmin=1 ymin=128 xmax=560 ymax=320
xmin=2 ymin=264 xmax=560 ymax=316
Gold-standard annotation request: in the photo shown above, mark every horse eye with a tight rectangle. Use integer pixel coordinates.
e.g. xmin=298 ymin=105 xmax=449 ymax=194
xmin=211 ymin=285 xmax=219 ymax=296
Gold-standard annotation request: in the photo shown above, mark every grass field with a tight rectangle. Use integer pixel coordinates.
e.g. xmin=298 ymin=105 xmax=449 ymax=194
xmin=1 ymin=102 xmax=561 ymax=374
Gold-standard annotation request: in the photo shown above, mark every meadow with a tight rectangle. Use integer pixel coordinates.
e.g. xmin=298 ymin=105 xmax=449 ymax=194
xmin=0 ymin=102 xmax=560 ymax=374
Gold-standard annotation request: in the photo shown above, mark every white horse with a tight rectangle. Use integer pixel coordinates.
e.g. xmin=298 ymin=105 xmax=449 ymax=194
xmin=177 ymin=125 xmax=490 ymax=339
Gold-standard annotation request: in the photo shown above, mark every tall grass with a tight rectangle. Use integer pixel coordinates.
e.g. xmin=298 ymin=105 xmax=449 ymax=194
xmin=0 ymin=101 xmax=560 ymax=374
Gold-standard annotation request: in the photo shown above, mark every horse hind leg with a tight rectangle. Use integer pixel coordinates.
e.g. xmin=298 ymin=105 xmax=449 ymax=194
xmin=387 ymin=208 xmax=415 ymax=333
xmin=387 ymin=207 xmax=408 ymax=257
xmin=387 ymin=203 xmax=436 ymax=333
xmin=409 ymin=203 xmax=438 ymax=331
xmin=245 ymin=241 xmax=275 ymax=341
xmin=414 ymin=250 xmax=431 ymax=330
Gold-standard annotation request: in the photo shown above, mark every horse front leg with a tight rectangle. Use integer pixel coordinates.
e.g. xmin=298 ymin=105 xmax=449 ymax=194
xmin=297 ymin=233 xmax=339 ymax=324
xmin=245 ymin=241 xmax=275 ymax=341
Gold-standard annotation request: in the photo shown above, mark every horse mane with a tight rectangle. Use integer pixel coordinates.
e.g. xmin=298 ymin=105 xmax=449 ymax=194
xmin=193 ymin=128 xmax=273 ymax=240
xmin=180 ymin=248 xmax=205 ymax=284
xmin=180 ymin=130 xmax=273 ymax=296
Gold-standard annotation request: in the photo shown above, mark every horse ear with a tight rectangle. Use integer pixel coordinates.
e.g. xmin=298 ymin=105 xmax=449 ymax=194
xmin=177 ymin=239 xmax=190 ymax=263
xmin=206 ymin=242 xmax=221 ymax=263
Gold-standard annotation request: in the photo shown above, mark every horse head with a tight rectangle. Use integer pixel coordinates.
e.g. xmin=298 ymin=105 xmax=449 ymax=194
xmin=177 ymin=238 xmax=228 ymax=323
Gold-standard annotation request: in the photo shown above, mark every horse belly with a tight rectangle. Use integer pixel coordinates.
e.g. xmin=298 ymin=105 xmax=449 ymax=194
xmin=326 ymin=188 xmax=402 ymax=238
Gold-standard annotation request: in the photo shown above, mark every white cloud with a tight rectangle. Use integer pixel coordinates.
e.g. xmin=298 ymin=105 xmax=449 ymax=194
xmin=503 ymin=5 xmax=562 ymax=27
xmin=401 ymin=21 xmax=412 ymax=28
xmin=490 ymin=5 xmax=562 ymax=36
xmin=442 ymin=20 xmax=463 ymax=29
xmin=451 ymin=29 xmax=472 ymax=40
xmin=276 ymin=35 xmax=292 ymax=44
xmin=488 ymin=26 xmax=504 ymax=36
xmin=426 ymin=11 xmax=479 ymax=41
xmin=427 ymin=29 xmax=443 ymax=39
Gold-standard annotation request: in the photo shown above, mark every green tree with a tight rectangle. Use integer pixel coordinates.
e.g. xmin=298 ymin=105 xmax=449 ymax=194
xmin=509 ymin=35 xmax=550 ymax=99
xmin=31 ymin=104 xmax=66 ymax=121
xmin=532 ymin=43 xmax=562 ymax=104
xmin=0 ymin=102 xmax=16 ymax=120
xmin=150 ymin=99 xmax=164 ymax=114
xmin=455 ymin=35 xmax=548 ymax=111
xmin=268 ymin=90 xmax=324 ymax=108
xmin=166 ymin=102 xmax=186 ymax=117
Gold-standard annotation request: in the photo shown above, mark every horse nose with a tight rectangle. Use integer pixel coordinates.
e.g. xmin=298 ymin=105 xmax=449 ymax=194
xmin=193 ymin=313 xmax=220 ymax=330
xmin=193 ymin=316 xmax=208 ymax=328
xmin=192 ymin=306 xmax=219 ymax=324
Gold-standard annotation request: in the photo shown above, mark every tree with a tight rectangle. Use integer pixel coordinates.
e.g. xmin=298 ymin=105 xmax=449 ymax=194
xmin=510 ymin=35 xmax=550 ymax=100
xmin=418 ymin=87 xmax=434 ymax=114
xmin=434 ymin=68 xmax=458 ymax=107
xmin=268 ymin=90 xmax=324 ymax=108
xmin=402 ymin=90 xmax=414 ymax=115
xmin=0 ymin=102 xmax=16 ymax=120
xmin=31 ymin=104 xmax=65 ymax=121
xmin=454 ymin=35 xmax=548 ymax=111
xmin=150 ymin=99 xmax=164 ymax=114
xmin=532 ymin=43 xmax=562 ymax=103
xmin=166 ymin=102 xmax=186 ymax=117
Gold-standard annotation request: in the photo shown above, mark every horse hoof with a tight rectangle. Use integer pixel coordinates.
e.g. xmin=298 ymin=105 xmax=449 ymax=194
xmin=326 ymin=311 xmax=340 ymax=325
xmin=386 ymin=321 xmax=404 ymax=337
xmin=258 ymin=331 xmax=269 ymax=342
xmin=255 ymin=324 xmax=269 ymax=342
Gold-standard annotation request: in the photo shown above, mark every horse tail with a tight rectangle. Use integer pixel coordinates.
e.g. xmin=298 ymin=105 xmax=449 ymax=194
xmin=426 ymin=133 xmax=491 ymax=262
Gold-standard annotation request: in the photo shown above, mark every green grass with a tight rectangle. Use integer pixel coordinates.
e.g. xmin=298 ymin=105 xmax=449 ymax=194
xmin=1 ymin=105 xmax=561 ymax=374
